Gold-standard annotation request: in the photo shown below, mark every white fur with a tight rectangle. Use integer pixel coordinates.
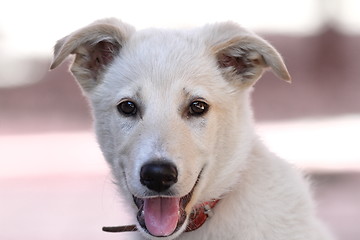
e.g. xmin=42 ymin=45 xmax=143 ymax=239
xmin=51 ymin=18 xmax=333 ymax=240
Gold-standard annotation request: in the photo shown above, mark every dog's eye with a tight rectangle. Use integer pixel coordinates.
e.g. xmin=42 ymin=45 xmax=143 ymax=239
xmin=189 ymin=101 xmax=209 ymax=116
xmin=117 ymin=100 xmax=137 ymax=116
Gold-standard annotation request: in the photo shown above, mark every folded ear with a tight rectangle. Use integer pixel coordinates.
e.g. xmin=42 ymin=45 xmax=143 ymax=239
xmin=205 ymin=22 xmax=291 ymax=87
xmin=50 ymin=18 xmax=135 ymax=91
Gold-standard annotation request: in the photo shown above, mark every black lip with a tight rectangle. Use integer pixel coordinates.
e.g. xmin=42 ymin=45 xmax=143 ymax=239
xmin=133 ymin=169 xmax=203 ymax=237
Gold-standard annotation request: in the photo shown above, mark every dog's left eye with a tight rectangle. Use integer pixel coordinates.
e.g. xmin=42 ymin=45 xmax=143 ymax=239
xmin=117 ymin=100 xmax=137 ymax=116
xmin=189 ymin=101 xmax=209 ymax=116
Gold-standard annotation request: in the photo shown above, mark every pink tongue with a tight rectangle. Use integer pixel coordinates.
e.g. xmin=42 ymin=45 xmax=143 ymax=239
xmin=143 ymin=197 xmax=180 ymax=237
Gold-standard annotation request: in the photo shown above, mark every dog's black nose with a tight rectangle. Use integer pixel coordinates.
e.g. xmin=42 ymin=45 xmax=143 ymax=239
xmin=140 ymin=162 xmax=178 ymax=192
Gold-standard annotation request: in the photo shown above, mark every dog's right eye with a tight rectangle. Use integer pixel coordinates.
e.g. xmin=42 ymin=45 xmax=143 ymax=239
xmin=117 ymin=100 xmax=137 ymax=116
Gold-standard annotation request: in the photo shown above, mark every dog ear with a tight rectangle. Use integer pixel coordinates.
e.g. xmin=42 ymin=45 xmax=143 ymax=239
xmin=205 ymin=22 xmax=291 ymax=87
xmin=50 ymin=18 xmax=135 ymax=91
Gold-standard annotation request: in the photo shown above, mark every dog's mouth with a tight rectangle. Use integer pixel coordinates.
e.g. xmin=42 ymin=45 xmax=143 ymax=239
xmin=133 ymin=192 xmax=192 ymax=237
xmin=133 ymin=173 xmax=200 ymax=237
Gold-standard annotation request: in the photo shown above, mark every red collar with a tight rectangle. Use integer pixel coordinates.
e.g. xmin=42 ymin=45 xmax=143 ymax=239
xmin=102 ymin=199 xmax=220 ymax=234
xmin=185 ymin=199 xmax=220 ymax=232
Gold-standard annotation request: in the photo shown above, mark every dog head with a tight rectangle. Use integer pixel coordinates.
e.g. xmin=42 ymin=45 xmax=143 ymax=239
xmin=51 ymin=18 xmax=290 ymax=239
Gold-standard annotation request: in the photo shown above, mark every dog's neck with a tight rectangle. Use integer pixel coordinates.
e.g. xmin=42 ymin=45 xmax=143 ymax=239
xmin=102 ymin=199 xmax=220 ymax=235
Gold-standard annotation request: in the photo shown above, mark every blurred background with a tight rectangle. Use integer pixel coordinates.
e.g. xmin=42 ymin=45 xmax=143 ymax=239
xmin=1 ymin=0 xmax=359 ymax=239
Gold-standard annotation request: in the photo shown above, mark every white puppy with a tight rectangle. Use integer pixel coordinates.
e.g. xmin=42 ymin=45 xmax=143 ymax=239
xmin=51 ymin=18 xmax=333 ymax=240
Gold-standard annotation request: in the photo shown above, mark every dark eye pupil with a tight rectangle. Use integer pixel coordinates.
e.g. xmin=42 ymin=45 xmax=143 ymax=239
xmin=117 ymin=101 xmax=137 ymax=115
xmin=190 ymin=101 xmax=208 ymax=115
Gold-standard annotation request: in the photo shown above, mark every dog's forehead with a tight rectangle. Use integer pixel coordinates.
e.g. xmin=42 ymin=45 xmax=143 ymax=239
xmin=129 ymin=28 xmax=201 ymax=53
xmin=121 ymin=29 xmax=207 ymax=73
xmin=112 ymin=30 xmax=218 ymax=89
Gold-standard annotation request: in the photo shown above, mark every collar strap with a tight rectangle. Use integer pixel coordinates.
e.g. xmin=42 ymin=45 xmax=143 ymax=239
xmin=185 ymin=199 xmax=220 ymax=232
xmin=102 ymin=199 xmax=220 ymax=234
